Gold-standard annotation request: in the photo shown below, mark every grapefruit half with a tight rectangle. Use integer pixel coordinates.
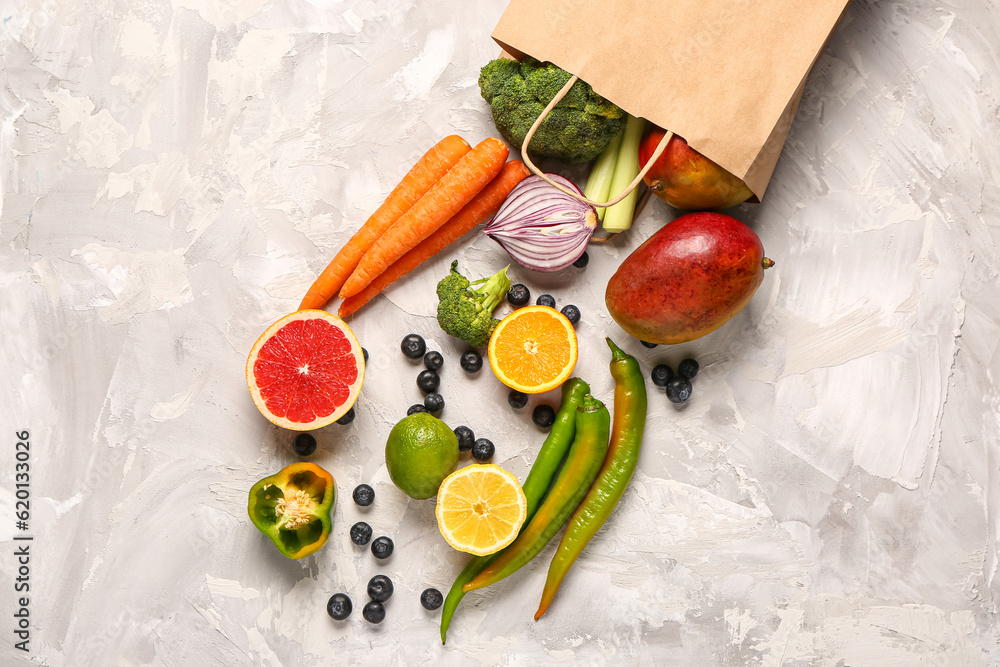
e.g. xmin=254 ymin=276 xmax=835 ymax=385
xmin=246 ymin=310 xmax=365 ymax=431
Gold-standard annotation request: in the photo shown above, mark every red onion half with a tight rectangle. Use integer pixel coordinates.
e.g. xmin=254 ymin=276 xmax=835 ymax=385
xmin=483 ymin=174 xmax=597 ymax=273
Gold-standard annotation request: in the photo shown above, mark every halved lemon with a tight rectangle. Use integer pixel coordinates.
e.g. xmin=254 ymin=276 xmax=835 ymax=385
xmin=246 ymin=310 xmax=365 ymax=431
xmin=435 ymin=464 xmax=527 ymax=556
xmin=487 ymin=305 xmax=578 ymax=394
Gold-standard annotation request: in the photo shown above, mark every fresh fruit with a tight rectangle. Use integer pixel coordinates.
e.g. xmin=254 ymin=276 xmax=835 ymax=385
xmin=245 ymin=310 xmax=365 ymax=431
xmin=454 ymin=425 xmax=475 ymax=452
xmin=350 ymin=521 xmax=373 ymax=545
xmin=248 ymin=463 xmax=336 ymax=559
xmin=423 ymin=350 xmax=444 ymax=371
xmin=638 ymin=128 xmax=753 ymax=211
xmin=678 ymin=358 xmax=699 ymax=379
xmin=488 ymin=306 xmax=578 ymax=395
xmin=417 ymin=370 xmax=440 ymax=394
xmin=508 ymin=390 xmax=528 ymax=409
xmin=507 ymin=284 xmax=530 ymax=307
xmin=353 ymin=484 xmax=375 ymax=507
xmin=371 ymin=536 xmax=394 ymax=559
xmin=362 ymin=600 xmax=386 ymax=623
xmin=367 ymin=575 xmax=394 ymax=602
xmin=606 ymin=212 xmax=773 ymax=345
xmin=573 ymin=252 xmax=589 ymax=269
xmin=666 ymin=377 xmax=693 ymax=403
xmin=421 ymin=588 xmax=444 ymax=611
xmin=423 ymin=392 xmax=445 ymax=413
xmin=536 ymin=294 xmax=556 ymax=308
xmin=401 ymin=334 xmax=426 ymax=359
xmin=327 ymin=593 xmax=352 ymax=620
xmin=362 ymin=347 xmax=369 ymax=363
xmin=292 ymin=433 xmax=317 ymax=457
xmin=532 ymin=404 xmax=556 ymax=429
xmin=560 ymin=305 xmax=581 ymax=325
xmin=472 ymin=438 xmax=495 ymax=463
xmin=650 ymin=364 xmax=673 ymax=387
xmin=408 ymin=404 xmax=428 ymax=415
xmin=384 ymin=413 xmax=459 ymax=499
xmin=435 ymin=464 xmax=527 ymax=556
xmin=460 ymin=350 xmax=483 ymax=374
xmin=640 ymin=341 xmax=658 ymax=349
xmin=336 ymin=406 xmax=356 ymax=425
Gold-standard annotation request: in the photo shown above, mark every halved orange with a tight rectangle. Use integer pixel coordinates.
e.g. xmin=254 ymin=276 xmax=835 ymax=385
xmin=246 ymin=310 xmax=365 ymax=431
xmin=435 ymin=464 xmax=527 ymax=556
xmin=487 ymin=305 xmax=578 ymax=394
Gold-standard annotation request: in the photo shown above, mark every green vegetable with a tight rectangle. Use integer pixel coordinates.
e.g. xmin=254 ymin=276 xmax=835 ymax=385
xmin=583 ymin=128 xmax=624 ymax=222
xmin=535 ymin=337 xmax=648 ymax=618
xmin=602 ymin=114 xmax=646 ymax=233
xmin=463 ymin=395 xmax=611 ymax=593
xmin=478 ymin=58 xmax=625 ymax=165
xmin=436 ymin=260 xmax=511 ymax=348
xmin=247 ymin=462 xmax=336 ymax=559
xmin=439 ymin=378 xmax=590 ymax=644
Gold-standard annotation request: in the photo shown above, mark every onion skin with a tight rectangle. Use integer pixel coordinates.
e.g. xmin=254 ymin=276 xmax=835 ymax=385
xmin=484 ymin=175 xmax=596 ymax=273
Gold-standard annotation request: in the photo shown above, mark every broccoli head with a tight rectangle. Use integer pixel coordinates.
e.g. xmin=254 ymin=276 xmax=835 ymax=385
xmin=478 ymin=57 xmax=624 ymax=165
xmin=437 ymin=261 xmax=511 ymax=348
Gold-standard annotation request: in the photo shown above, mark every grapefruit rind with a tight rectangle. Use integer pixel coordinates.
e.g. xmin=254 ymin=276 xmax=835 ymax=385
xmin=245 ymin=310 xmax=365 ymax=431
xmin=487 ymin=306 xmax=578 ymax=395
xmin=435 ymin=464 xmax=527 ymax=557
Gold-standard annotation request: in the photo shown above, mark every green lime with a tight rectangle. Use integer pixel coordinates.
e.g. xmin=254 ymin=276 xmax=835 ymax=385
xmin=385 ymin=413 xmax=459 ymax=499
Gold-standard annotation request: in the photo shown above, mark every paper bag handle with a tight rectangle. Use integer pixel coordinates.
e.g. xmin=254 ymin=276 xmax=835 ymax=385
xmin=520 ymin=74 xmax=673 ymax=208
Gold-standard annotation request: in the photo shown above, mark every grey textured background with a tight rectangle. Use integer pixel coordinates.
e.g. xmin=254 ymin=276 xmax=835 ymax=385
xmin=1 ymin=0 xmax=999 ymax=664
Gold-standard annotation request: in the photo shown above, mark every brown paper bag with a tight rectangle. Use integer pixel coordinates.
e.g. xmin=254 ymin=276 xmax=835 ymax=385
xmin=492 ymin=0 xmax=852 ymax=199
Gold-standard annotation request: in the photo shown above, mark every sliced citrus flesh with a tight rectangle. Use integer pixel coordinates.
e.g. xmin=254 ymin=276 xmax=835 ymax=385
xmin=435 ymin=464 xmax=527 ymax=556
xmin=487 ymin=305 xmax=578 ymax=394
xmin=246 ymin=310 xmax=365 ymax=431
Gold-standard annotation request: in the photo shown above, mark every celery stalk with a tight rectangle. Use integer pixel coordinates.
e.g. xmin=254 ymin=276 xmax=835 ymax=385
xmin=602 ymin=115 xmax=646 ymax=233
xmin=583 ymin=129 xmax=624 ymax=222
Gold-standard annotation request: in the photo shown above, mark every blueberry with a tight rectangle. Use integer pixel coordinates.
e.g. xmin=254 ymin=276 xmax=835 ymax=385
xmin=665 ymin=377 xmax=693 ymax=404
xmin=536 ymin=294 xmax=556 ymax=308
xmin=407 ymin=404 xmax=428 ymax=415
xmin=423 ymin=392 xmax=445 ymax=413
xmin=371 ymin=536 xmax=394 ymax=559
xmin=420 ymin=588 xmax=444 ymax=611
xmin=423 ymin=350 xmax=444 ymax=371
xmin=507 ymin=284 xmax=530 ymax=307
xmin=401 ymin=334 xmax=426 ymax=359
xmin=353 ymin=484 xmax=375 ymax=507
xmin=678 ymin=358 xmax=699 ymax=380
xmin=650 ymin=364 xmax=673 ymax=387
xmin=640 ymin=340 xmax=658 ymax=349
xmin=362 ymin=600 xmax=385 ymax=624
xmin=472 ymin=438 xmax=495 ymax=462
xmin=532 ymin=404 xmax=556 ymax=429
xmin=362 ymin=347 xmax=369 ymax=363
xmin=460 ymin=350 xmax=483 ymax=374
xmin=367 ymin=575 xmax=394 ymax=602
xmin=454 ymin=425 xmax=475 ymax=452
xmin=336 ymin=406 xmax=356 ymax=425
xmin=507 ymin=389 xmax=528 ymax=409
xmin=560 ymin=305 xmax=581 ymax=325
xmin=350 ymin=521 xmax=373 ymax=546
xmin=327 ymin=593 xmax=352 ymax=620
xmin=292 ymin=433 xmax=316 ymax=457
xmin=572 ymin=251 xmax=589 ymax=268
xmin=417 ymin=370 xmax=440 ymax=393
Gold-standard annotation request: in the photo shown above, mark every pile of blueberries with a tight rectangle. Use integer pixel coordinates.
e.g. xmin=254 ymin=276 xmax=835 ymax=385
xmin=326 ymin=483 xmax=444 ymax=624
xmin=645 ymin=351 xmax=700 ymax=404
xmin=400 ymin=333 xmax=495 ymax=463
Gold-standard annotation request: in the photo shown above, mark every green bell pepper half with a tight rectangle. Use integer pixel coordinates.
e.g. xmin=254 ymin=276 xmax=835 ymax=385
xmin=247 ymin=462 xmax=335 ymax=559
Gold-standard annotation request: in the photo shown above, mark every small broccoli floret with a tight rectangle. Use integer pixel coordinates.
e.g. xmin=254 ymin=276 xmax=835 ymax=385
xmin=437 ymin=261 xmax=511 ymax=348
xmin=478 ymin=57 xmax=624 ymax=165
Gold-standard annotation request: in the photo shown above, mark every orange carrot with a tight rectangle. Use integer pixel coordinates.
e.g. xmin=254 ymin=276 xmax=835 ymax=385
xmin=338 ymin=160 xmax=530 ymax=318
xmin=339 ymin=137 xmax=509 ymax=299
xmin=298 ymin=135 xmax=471 ymax=310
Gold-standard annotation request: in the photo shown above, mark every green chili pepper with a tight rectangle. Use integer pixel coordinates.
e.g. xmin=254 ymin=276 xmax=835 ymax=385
xmin=247 ymin=462 xmax=336 ymax=559
xmin=463 ymin=394 xmax=610 ymax=593
xmin=535 ymin=337 xmax=647 ymax=619
xmin=440 ymin=378 xmax=589 ymax=644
